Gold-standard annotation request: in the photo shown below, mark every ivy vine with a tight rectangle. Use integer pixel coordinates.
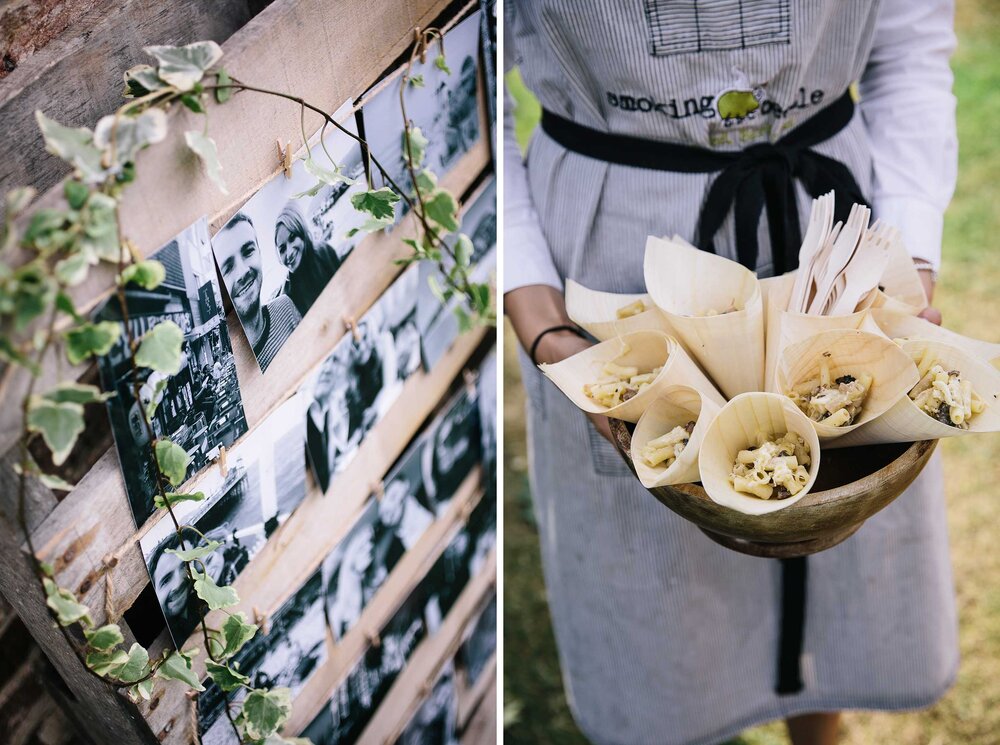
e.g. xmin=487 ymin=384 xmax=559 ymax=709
xmin=2 ymin=27 xmax=492 ymax=745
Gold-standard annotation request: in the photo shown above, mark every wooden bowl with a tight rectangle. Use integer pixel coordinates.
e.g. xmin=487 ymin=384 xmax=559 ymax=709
xmin=608 ymin=419 xmax=937 ymax=558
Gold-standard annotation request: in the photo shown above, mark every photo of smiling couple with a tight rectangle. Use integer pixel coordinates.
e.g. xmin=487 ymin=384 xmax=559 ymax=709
xmin=212 ymin=116 xmax=369 ymax=372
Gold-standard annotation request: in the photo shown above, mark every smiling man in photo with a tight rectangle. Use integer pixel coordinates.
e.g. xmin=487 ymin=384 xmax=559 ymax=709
xmin=215 ymin=213 xmax=301 ymax=371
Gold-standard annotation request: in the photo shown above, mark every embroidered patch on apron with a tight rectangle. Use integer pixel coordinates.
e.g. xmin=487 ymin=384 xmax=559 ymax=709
xmin=642 ymin=0 xmax=791 ymax=57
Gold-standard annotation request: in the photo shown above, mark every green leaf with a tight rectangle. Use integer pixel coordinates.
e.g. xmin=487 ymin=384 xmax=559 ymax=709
xmin=39 ymin=472 xmax=74 ymax=491
xmin=135 ymin=320 xmax=184 ymax=373
xmin=210 ymin=612 xmax=258 ymax=659
xmin=215 ymin=68 xmax=234 ymax=103
xmin=55 ymin=292 xmax=81 ymax=322
xmin=38 ymin=561 xmax=55 ymax=577
xmin=264 ymin=737 xmax=313 ymax=745
xmin=184 ymin=130 xmax=228 ymax=194
xmin=435 ymin=55 xmax=451 ymax=75
xmin=6 ymin=187 xmax=37 ymax=218
xmin=27 ymin=396 xmax=85 ymax=466
xmin=43 ymin=578 xmax=92 ymax=626
xmin=155 ymin=439 xmax=191 ymax=487
xmin=206 ymin=660 xmax=250 ymax=692
xmin=165 ymin=540 xmax=221 ymax=562
xmin=454 ymin=304 xmax=473 ymax=332
xmin=120 ymin=260 xmax=165 ymax=289
xmin=63 ymin=321 xmax=121 ymax=364
xmin=237 ymin=688 xmax=292 ymax=741
xmin=180 ymin=93 xmax=206 ymax=114
xmin=85 ymin=624 xmax=125 ymax=651
xmin=423 ymin=190 xmax=460 ymax=232
xmin=64 ymin=181 xmax=90 ymax=210
xmin=192 ymin=569 xmax=240 ymax=611
xmin=24 ymin=209 xmax=68 ymax=244
xmin=408 ymin=74 xmax=425 ymax=88
xmin=351 ymin=188 xmax=399 ymax=222
xmin=454 ymin=233 xmax=473 ymax=268
xmin=123 ymin=64 xmax=167 ymax=97
xmin=114 ymin=643 xmax=151 ymax=683
xmin=414 ymin=169 xmax=437 ymax=194
xmin=35 ymin=112 xmax=106 ymax=184
xmin=154 ymin=490 xmax=205 ymax=510
xmin=0 ymin=337 xmax=30 ymax=368
xmin=402 ymin=126 xmax=428 ymax=169
xmin=87 ymin=648 xmax=129 ymax=676
xmin=145 ymin=41 xmax=223 ymax=91
xmin=54 ymin=252 xmax=93 ymax=286
xmin=93 ymin=109 xmax=169 ymax=169
xmin=144 ymin=376 xmax=169 ymax=420
xmin=155 ymin=649 xmax=205 ymax=691
xmin=43 ymin=382 xmax=113 ymax=405
xmin=79 ymin=192 xmax=121 ymax=262
xmin=129 ymin=677 xmax=155 ymax=702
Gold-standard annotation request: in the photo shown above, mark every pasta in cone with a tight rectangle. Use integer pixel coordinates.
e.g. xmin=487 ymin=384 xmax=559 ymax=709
xmin=538 ymin=331 xmax=725 ymax=423
xmin=698 ymin=392 xmax=821 ymax=515
xmin=776 ymin=329 xmax=920 ymax=441
xmin=630 ymin=385 xmax=722 ymax=487
xmin=871 ymin=308 xmax=1000 ymax=363
xmin=644 ymin=236 xmax=765 ymax=398
xmin=829 ymin=339 xmax=1000 ymax=448
xmin=565 ymin=279 xmax=674 ymax=341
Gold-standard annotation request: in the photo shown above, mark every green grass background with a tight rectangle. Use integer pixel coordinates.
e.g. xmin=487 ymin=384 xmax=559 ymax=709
xmin=503 ymin=3 xmax=1000 ymax=743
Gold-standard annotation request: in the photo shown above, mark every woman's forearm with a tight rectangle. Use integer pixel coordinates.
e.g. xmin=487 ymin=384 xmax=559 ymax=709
xmin=504 ymin=284 xmax=582 ymax=364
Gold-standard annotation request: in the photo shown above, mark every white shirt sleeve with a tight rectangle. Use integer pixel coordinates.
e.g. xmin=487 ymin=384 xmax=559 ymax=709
xmin=858 ymin=0 xmax=957 ymax=270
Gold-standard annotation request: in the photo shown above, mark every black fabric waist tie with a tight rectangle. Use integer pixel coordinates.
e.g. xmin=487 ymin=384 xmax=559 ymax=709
xmin=540 ymin=89 xmax=868 ymax=275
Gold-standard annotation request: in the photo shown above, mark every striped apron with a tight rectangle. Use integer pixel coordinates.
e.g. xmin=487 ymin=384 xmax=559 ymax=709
xmin=509 ymin=2 xmax=958 ymax=743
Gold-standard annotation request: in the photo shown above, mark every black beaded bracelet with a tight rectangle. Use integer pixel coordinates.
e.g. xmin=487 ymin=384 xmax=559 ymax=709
xmin=529 ymin=324 xmax=587 ymax=366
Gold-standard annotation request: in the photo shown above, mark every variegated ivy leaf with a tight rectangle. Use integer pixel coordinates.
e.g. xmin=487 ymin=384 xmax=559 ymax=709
xmin=144 ymin=41 xmax=223 ymax=92
xmin=414 ymin=169 xmax=437 ymax=194
xmin=154 ymin=439 xmax=191 ymax=487
xmin=293 ymin=156 xmax=353 ymax=199
xmin=54 ymin=252 xmax=92 ymax=286
xmin=129 ymin=677 xmax=156 ymax=702
xmin=84 ymin=624 xmax=125 ymax=651
xmin=135 ymin=320 xmax=184 ymax=373
xmin=402 ymin=126 xmax=428 ymax=169
xmin=123 ymin=64 xmax=168 ymax=97
xmin=79 ymin=192 xmax=121 ymax=263
xmin=120 ymin=260 xmax=166 ymax=290
xmin=153 ymin=490 xmax=205 ymax=510
xmin=423 ymin=190 xmax=460 ymax=232
xmin=113 ymin=643 xmax=151 ymax=684
xmin=63 ymin=320 xmax=121 ymax=365
xmin=27 ymin=396 xmax=85 ymax=466
xmin=435 ymin=54 xmax=452 ymax=75
xmin=237 ymin=687 xmax=293 ymax=741
xmin=93 ymin=108 xmax=168 ymax=169
xmin=155 ymin=649 xmax=204 ymax=691
xmin=6 ymin=187 xmax=37 ymax=218
xmin=144 ymin=376 xmax=169 ymax=420
xmin=209 ymin=612 xmax=258 ymax=660
xmin=35 ymin=112 xmax=106 ymax=184
xmin=206 ymin=660 xmax=250 ymax=692
xmin=87 ymin=648 xmax=129 ymax=676
xmin=185 ymin=131 xmax=228 ymax=194
xmin=42 ymin=381 xmax=113 ymax=406
xmin=192 ymin=568 xmax=239 ymax=611
xmin=408 ymin=73 xmax=425 ymax=88
xmin=165 ymin=539 xmax=221 ymax=562
xmin=349 ymin=188 xmax=400 ymax=234
xmin=43 ymin=578 xmax=92 ymax=627
xmin=38 ymin=472 xmax=75 ymax=491
xmin=453 ymin=233 xmax=473 ymax=268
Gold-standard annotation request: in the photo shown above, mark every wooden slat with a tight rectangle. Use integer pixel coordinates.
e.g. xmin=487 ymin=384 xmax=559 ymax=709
xmin=0 ymin=0 xmax=256 ymax=195
xmin=460 ymin=677 xmax=496 ymax=745
xmin=353 ymin=549 xmax=497 ymax=745
xmin=148 ymin=471 xmax=484 ymax=744
xmin=457 ymin=653 xmax=496 ymax=729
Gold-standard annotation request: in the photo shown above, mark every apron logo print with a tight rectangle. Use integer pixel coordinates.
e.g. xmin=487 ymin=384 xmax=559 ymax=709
xmin=716 ymin=67 xmax=767 ymax=122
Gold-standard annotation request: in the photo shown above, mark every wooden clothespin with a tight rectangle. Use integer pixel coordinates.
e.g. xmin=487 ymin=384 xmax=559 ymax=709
xmin=253 ymin=606 xmax=270 ymax=636
xmin=276 ymin=140 xmax=293 ymax=179
xmin=218 ymin=445 xmax=229 ymax=478
xmin=343 ymin=315 xmax=361 ymax=342
xmin=414 ymin=27 xmax=427 ymax=63
xmin=371 ymin=480 xmax=385 ymax=502
xmin=418 ymin=680 xmax=432 ymax=698
xmin=365 ymin=630 xmax=381 ymax=649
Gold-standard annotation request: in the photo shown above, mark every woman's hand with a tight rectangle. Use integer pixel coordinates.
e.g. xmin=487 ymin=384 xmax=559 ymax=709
xmin=506 ymin=284 xmax=614 ymax=443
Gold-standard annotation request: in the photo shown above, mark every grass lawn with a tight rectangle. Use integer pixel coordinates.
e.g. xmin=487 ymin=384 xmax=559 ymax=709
xmin=502 ymin=5 xmax=1000 ymax=744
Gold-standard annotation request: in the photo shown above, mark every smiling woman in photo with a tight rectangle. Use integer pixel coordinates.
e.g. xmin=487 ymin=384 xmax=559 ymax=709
xmin=274 ymin=202 xmax=341 ymax=316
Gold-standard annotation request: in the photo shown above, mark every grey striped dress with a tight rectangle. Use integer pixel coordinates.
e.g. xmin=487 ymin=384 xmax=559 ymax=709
xmin=507 ymin=2 xmax=958 ymax=743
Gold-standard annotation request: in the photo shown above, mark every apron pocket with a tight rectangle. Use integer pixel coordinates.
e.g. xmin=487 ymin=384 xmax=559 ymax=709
xmin=642 ymin=0 xmax=791 ymax=57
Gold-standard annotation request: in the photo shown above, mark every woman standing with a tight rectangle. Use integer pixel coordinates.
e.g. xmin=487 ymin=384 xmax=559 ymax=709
xmin=504 ymin=2 xmax=958 ymax=744
xmin=274 ymin=202 xmax=341 ymax=316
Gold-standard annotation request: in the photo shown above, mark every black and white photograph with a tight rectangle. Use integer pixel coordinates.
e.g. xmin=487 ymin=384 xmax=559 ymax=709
xmin=416 ymin=177 xmax=496 ymax=370
xmin=458 ymin=595 xmax=496 ymax=688
xmin=322 ymin=435 xmax=438 ymax=641
xmin=302 ymin=264 xmax=423 ymax=493
xmin=211 ymin=104 xmax=368 ymax=372
xmin=95 ymin=217 xmax=248 ymax=527
xmin=396 ymin=662 xmax=459 ymax=745
xmin=140 ymin=394 xmax=308 ymax=646
xmin=420 ymin=386 xmax=483 ymax=517
xmin=477 ymin=348 xmax=497 ymax=496
xmin=302 ymin=591 xmax=427 ymax=745
xmin=198 ymin=569 xmax=328 ymax=744
xmin=361 ymin=10 xmax=482 ymax=222
xmin=424 ymin=494 xmax=496 ymax=635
